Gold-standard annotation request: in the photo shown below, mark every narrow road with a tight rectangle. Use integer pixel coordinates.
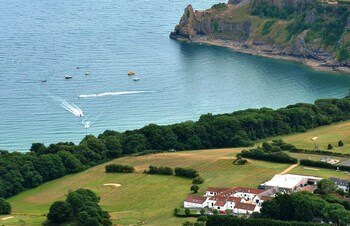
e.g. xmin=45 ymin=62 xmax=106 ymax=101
xmin=279 ymin=164 xmax=298 ymax=175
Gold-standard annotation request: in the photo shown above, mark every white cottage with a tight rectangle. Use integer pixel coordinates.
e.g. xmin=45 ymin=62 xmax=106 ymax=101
xmin=184 ymin=195 xmax=208 ymax=208
xmin=233 ymin=203 xmax=260 ymax=214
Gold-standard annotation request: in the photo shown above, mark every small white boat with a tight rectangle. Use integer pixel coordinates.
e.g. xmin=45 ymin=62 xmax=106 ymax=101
xmin=133 ymin=77 xmax=140 ymax=81
xmin=65 ymin=75 xmax=72 ymax=79
xmin=85 ymin=71 xmax=90 ymax=75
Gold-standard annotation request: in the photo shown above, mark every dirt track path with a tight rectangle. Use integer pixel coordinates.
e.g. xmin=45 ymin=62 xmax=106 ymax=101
xmin=279 ymin=164 xmax=298 ymax=175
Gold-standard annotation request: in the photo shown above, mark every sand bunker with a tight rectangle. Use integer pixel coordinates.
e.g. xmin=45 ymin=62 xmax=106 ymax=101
xmin=2 ymin=216 xmax=14 ymax=220
xmin=104 ymin=183 xmax=121 ymax=188
xmin=304 ymin=167 xmax=319 ymax=171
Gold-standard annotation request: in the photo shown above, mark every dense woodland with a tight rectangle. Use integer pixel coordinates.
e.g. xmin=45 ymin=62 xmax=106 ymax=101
xmin=2 ymin=97 xmax=350 ymax=198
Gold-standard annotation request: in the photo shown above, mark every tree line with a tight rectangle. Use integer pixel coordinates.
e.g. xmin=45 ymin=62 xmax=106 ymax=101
xmin=105 ymin=164 xmax=134 ymax=173
xmin=2 ymin=97 xmax=350 ymax=199
xmin=300 ymin=159 xmax=350 ymax=172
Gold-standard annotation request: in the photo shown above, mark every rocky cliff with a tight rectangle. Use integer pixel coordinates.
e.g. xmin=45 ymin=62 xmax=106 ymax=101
xmin=170 ymin=0 xmax=350 ymax=73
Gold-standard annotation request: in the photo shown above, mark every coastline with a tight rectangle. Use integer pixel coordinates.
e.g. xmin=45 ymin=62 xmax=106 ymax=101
xmin=174 ymin=36 xmax=350 ymax=75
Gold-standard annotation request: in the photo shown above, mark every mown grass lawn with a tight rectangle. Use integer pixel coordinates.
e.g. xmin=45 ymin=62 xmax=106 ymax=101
xmin=6 ymin=148 xmax=290 ymax=226
xmin=289 ymin=165 xmax=350 ymax=180
xmin=280 ymin=120 xmax=350 ymax=154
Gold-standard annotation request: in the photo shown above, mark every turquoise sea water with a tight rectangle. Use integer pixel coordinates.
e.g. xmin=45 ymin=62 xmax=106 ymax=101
xmin=1 ymin=0 xmax=350 ymax=151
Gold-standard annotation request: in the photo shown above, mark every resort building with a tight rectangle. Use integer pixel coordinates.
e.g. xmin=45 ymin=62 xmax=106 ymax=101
xmin=261 ymin=174 xmax=322 ymax=193
xmin=184 ymin=186 xmax=277 ymax=214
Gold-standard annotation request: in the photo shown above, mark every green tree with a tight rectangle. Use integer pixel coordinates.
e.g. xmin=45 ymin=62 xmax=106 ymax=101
xmin=190 ymin=185 xmax=200 ymax=193
xmin=47 ymin=201 xmax=72 ymax=223
xmin=192 ymin=176 xmax=204 ymax=184
xmin=338 ymin=140 xmax=344 ymax=147
xmin=200 ymin=208 xmax=206 ymax=215
xmin=30 ymin=143 xmax=47 ymax=155
xmin=58 ymin=151 xmax=83 ymax=173
xmin=66 ymin=189 xmax=101 ymax=214
xmin=0 ymin=198 xmax=11 ymax=214
xmin=317 ymin=179 xmax=337 ymax=195
xmin=327 ymin=143 xmax=333 ymax=150
xmin=34 ymin=154 xmax=66 ymax=181
xmin=105 ymin=136 xmax=122 ymax=158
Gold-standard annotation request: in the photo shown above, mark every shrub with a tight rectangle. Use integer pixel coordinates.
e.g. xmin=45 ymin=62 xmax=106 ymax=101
xmin=338 ymin=140 xmax=344 ymax=147
xmin=233 ymin=157 xmax=248 ymax=165
xmin=192 ymin=176 xmax=205 ymax=184
xmin=144 ymin=165 xmax=173 ymax=175
xmin=185 ymin=208 xmax=191 ymax=216
xmin=105 ymin=164 xmax=134 ymax=173
xmin=338 ymin=47 xmax=349 ymax=61
xmin=191 ymin=185 xmax=200 ymax=193
xmin=240 ymin=148 xmax=297 ymax=164
xmin=175 ymin=167 xmax=199 ymax=179
xmin=261 ymin=19 xmax=277 ymax=35
xmin=327 ymin=143 xmax=333 ymax=150
xmin=0 ymin=198 xmax=11 ymax=215
xmin=211 ymin=3 xmax=228 ymax=11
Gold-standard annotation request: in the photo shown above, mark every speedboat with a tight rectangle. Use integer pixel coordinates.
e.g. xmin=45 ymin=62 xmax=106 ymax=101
xmin=65 ymin=75 xmax=72 ymax=79
xmin=128 ymin=71 xmax=136 ymax=76
xmin=133 ymin=77 xmax=140 ymax=81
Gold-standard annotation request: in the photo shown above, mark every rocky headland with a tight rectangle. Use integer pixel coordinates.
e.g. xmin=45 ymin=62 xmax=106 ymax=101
xmin=170 ymin=0 xmax=350 ymax=73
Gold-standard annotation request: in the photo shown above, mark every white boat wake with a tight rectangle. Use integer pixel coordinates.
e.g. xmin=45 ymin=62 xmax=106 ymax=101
xmin=52 ymin=96 xmax=84 ymax=117
xmin=61 ymin=101 xmax=84 ymax=117
xmin=81 ymin=112 xmax=102 ymax=129
xmin=78 ymin=91 xmax=150 ymax=98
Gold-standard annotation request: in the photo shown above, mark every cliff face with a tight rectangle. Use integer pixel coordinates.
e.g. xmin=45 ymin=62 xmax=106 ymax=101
xmin=170 ymin=0 xmax=350 ymax=71
xmin=170 ymin=5 xmax=252 ymax=42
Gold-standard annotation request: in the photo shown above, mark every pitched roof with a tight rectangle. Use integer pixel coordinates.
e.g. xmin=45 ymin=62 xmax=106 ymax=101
xmin=330 ymin=177 xmax=350 ymax=186
xmin=206 ymin=187 xmax=231 ymax=193
xmin=234 ymin=187 xmax=264 ymax=195
xmin=209 ymin=196 xmax=226 ymax=201
xmin=234 ymin=203 xmax=257 ymax=211
xmin=260 ymin=196 xmax=272 ymax=201
xmin=184 ymin=195 xmax=207 ymax=204
xmin=298 ymin=185 xmax=316 ymax=192
xmin=227 ymin=197 xmax=242 ymax=203
xmin=215 ymin=200 xmax=226 ymax=207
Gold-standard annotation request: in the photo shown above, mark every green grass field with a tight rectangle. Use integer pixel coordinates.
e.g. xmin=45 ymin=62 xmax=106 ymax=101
xmin=5 ymin=121 xmax=350 ymax=226
xmin=280 ymin=121 xmax=350 ymax=154
xmin=5 ymin=148 xmax=290 ymax=226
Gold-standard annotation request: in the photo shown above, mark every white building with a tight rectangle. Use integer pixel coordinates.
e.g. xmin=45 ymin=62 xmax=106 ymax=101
xmin=263 ymin=174 xmax=322 ymax=193
xmin=205 ymin=187 xmax=230 ymax=197
xmin=184 ymin=195 xmax=208 ymax=208
xmin=183 ymin=186 xmax=276 ymax=214
xmin=233 ymin=203 xmax=260 ymax=214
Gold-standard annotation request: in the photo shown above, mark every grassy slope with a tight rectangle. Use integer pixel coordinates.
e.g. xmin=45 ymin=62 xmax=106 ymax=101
xmin=5 ymin=148 xmax=289 ymax=226
xmin=5 ymin=121 xmax=350 ymax=225
xmin=280 ymin=120 xmax=350 ymax=154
